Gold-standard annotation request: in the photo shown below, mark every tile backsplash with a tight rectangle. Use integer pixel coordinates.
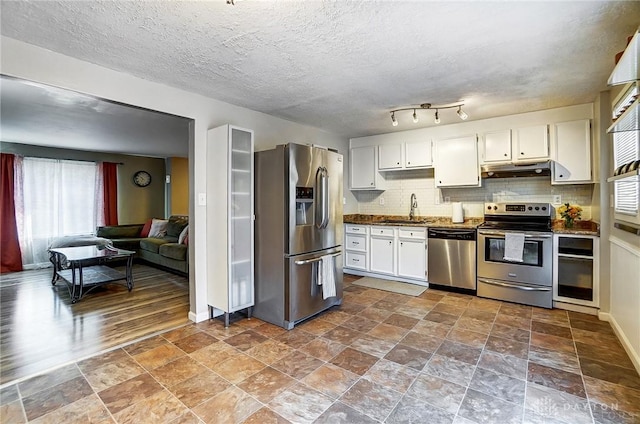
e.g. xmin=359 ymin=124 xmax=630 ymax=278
xmin=352 ymin=170 xmax=593 ymax=220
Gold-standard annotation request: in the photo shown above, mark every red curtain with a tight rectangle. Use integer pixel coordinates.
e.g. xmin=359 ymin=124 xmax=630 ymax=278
xmin=1 ymin=154 xmax=23 ymax=273
xmin=102 ymin=162 xmax=118 ymax=226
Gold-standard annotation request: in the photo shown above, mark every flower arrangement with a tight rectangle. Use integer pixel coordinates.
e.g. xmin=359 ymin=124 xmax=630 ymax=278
xmin=558 ymin=203 xmax=582 ymax=228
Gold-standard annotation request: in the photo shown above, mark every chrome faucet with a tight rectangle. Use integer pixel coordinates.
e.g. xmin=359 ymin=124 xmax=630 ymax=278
xmin=409 ymin=193 xmax=417 ymax=220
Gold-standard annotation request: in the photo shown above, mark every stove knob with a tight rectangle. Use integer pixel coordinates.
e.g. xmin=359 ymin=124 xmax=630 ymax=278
xmin=493 ymin=206 xmax=498 ymax=210
xmin=487 ymin=206 xmax=492 ymax=210
xmin=535 ymin=206 xmax=540 ymax=210
xmin=542 ymin=206 xmax=547 ymax=211
xmin=528 ymin=206 xmax=533 ymax=211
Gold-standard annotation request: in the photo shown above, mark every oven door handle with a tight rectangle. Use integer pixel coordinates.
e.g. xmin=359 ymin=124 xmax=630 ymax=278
xmin=478 ymin=231 xmax=552 ymax=239
xmin=478 ymin=278 xmax=552 ymax=291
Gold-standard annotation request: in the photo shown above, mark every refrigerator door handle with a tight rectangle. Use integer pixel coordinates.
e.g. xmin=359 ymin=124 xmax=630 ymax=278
xmin=294 ymin=251 xmax=341 ymax=265
xmin=315 ymin=167 xmax=329 ymax=229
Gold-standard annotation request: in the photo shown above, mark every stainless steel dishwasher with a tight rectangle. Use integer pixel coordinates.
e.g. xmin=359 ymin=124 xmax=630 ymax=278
xmin=427 ymin=228 xmax=477 ymax=291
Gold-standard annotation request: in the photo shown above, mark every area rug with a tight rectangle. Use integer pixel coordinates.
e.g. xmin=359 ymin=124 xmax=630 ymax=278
xmin=352 ymin=276 xmax=426 ymax=296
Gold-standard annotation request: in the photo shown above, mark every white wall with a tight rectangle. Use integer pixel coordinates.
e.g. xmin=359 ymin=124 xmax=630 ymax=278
xmin=350 ymin=104 xmax=595 ymax=220
xmin=0 ymin=36 xmax=352 ymax=322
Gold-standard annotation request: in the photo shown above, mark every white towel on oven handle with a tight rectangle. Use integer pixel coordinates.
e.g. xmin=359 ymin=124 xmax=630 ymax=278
xmin=503 ymin=232 xmax=525 ymax=262
xmin=315 ymin=255 xmax=336 ymax=299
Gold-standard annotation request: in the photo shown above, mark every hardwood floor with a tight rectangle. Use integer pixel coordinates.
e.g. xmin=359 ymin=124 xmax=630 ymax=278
xmin=0 ymin=264 xmax=190 ymax=386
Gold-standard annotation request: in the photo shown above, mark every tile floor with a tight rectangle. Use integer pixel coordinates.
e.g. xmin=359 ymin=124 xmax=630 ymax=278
xmin=1 ymin=278 xmax=639 ymax=424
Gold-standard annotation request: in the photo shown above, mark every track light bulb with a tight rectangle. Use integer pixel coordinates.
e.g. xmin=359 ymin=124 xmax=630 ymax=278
xmin=412 ymin=109 xmax=419 ymax=123
xmin=391 ymin=112 xmax=398 ymax=126
xmin=457 ymin=106 xmax=468 ymax=120
xmin=434 ymin=110 xmax=440 ymax=124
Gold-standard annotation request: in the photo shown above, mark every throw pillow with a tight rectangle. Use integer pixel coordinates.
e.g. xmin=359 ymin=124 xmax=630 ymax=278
xmin=148 ymin=218 xmax=169 ymax=238
xmin=178 ymin=225 xmax=189 ymax=244
xmin=183 ymin=235 xmax=189 ymax=245
xmin=140 ymin=219 xmax=153 ymax=237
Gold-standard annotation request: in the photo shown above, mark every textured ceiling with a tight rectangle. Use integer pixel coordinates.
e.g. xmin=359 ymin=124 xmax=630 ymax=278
xmin=1 ymin=1 xmax=639 ymax=143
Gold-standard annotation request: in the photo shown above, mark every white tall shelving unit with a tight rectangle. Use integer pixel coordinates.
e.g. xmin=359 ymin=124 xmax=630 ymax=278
xmin=207 ymin=124 xmax=255 ymax=327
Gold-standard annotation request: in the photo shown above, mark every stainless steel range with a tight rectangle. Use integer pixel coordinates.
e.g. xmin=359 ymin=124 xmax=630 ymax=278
xmin=477 ymin=202 xmax=553 ymax=308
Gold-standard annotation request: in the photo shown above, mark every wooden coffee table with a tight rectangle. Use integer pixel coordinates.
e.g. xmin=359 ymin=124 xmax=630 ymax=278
xmin=49 ymin=245 xmax=135 ymax=303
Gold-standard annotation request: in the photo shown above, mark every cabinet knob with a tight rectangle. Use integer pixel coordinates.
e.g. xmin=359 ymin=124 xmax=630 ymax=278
xmin=388 ymin=241 xmax=392 ymax=245
xmin=400 ymin=242 xmax=403 ymax=246
xmin=520 ymin=152 xmax=525 ymax=155
xmin=370 ymin=182 xmax=374 ymax=185
xmin=504 ymin=153 xmax=508 ymax=157
xmin=559 ymin=174 xmax=563 ymax=178
xmin=407 ymin=161 xmax=411 ymax=164
xmin=396 ymin=162 xmax=400 ymax=165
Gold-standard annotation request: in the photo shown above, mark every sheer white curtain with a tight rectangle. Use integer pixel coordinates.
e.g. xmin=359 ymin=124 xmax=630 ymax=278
xmin=15 ymin=157 xmax=102 ymax=268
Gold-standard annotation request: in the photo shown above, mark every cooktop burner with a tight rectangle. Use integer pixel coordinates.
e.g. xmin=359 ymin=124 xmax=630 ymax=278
xmin=481 ymin=202 xmax=553 ymax=232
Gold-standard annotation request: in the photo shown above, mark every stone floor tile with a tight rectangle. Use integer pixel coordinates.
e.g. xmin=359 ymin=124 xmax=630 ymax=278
xmin=167 ymin=370 xmax=230 ymax=409
xmin=575 ymin=341 xmax=635 ymax=369
xmin=84 ymin=356 xmax=146 ymax=392
xmin=268 ymin=383 xmax=334 ymax=424
xmin=29 ymin=393 xmax=111 ymax=424
xmin=424 ymin=310 xmax=459 ymax=326
xmin=22 ymin=376 xmax=93 ymax=421
xmin=455 ymin=316 xmax=494 ymax=334
xmin=168 ymin=411 xmax=202 ymax=424
xmin=329 ymin=347 xmax=379 ymax=376
xmin=322 ymin=326 xmax=363 ymax=345
xmin=363 ymin=358 xmax=418 ymax=393
xmin=477 ymin=351 xmax=527 ymax=380
xmin=405 ymin=373 xmax=466 ymax=414
xmin=367 ymin=322 xmax=409 ymax=342
xmin=241 ymin=407 xmax=291 ymax=424
xmin=527 ymin=361 xmax=586 ymax=398
xmin=132 ymin=343 xmax=186 ymax=370
xmin=342 ymin=315 xmax=379 ymax=333
xmin=435 ymin=340 xmax=482 ymax=365
xmin=531 ymin=320 xmax=573 ymax=339
xmin=191 ymin=386 xmax=261 ymax=424
xmin=252 ymin=322 xmax=289 ymax=338
xmin=244 ymin=339 xmax=295 ymax=365
xmin=271 ymin=351 xmax=324 ymax=379
xmin=393 ymin=304 xmax=431 ymax=320
xmin=530 ymin=332 xmax=576 ymax=354
xmin=525 ymin=382 xmax=592 ymax=424
xmin=528 ymin=345 xmax=581 ymax=374
xmin=383 ymin=313 xmax=420 ymax=329
xmin=350 ymin=333 xmax=396 ymax=358
xmin=412 ymin=319 xmax=453 ymax=338
xmin=583 ymin=375 xmax=640 ymax=415
xmin=0 ymin=400 xmax=26 ymax=423
xmin=188 ymin=340 xmax=239 ymax=369
xmin=237 ymin=367 xmax=296 ymax=403
xmin=485 ymin=335 xmax=529 ymax=359
xmin=301 ymin=363 xmax=360 ymax=399
xmin=498 ymin=303 xmax=532 ymax=319
xmin=400 ymin=331 xmax=444 ymax=352
xmin=0 ymin=384 xmax=19 ymax=405
xmin=590 ymin=400 xmax=640 ymax=424
xmin=123 ymin=335 xmax=169 ymax=356
xmin=494 ymin=313 xmax=531 ymax=330
xmin=296 ymin=318 xmax=336 ymax=336
xmin=274 ymin=329 xmax=317 ymax=349
xmin=425 ymin=354 xmax=476 ymax=386
xmin=569 ymin=317 xmax=615 ymax=335
xmin=580 ymin=357 xmax=640 ymax=390
xmin=98 ymin=372 xmax=163 ymax=414
xmin=469 ymin=367 xmax=526 ymax=404
xmin=171 ymin=331 xmax=218 ymax=353
xmin=161 ymin=324 xmax=202 ymax=343
xmin=570 ymin=327 xmax=622 ymax=349
xmin=313 ymin=401 xmax=378 ymax=424
xmin=113 ymin=389 xmax=189 ymax=424
xmin=339 ymin=378 xmax=402 ymax=421
xmin=468 ymin=297 xmax=502 ymax=313
xmin=384 ymin=344 xmax=432 ymax=370
xmin=446 ymin=327 xmax=488 ymax=348
xmin=149 ymin=356 xmax=208 ymax=387
xmin=359 ymin=306 xmax=393 ymax=322
xmin=18 ymin=364 xmax=83 ymax=398
xmin=461 ymin=308 xmax=496 ymax=323
xmin=431 ymin=302 xmax=466 ymax=317
xmin=386 ymin=396 xmax=454 ymax=424
xmin=490 ymin=323 xmax=531 ymax=343
xmin=298 ymin=337 xmax=346 ymax=361
xmin=223 ymin=330 xmax=268 ymax=351
xmin=458 ymin=388 xmax=522 ymax=424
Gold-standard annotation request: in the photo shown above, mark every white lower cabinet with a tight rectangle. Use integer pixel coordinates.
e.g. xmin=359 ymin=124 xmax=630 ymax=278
xmin=398 ymin=228 xmax=427 ymax=280
xmin=344 ymin=224 xmax=427 ymax=284
xmin=370 ymin=228 xmax=395 ymax=275
xmin=553 ymin=234 xmax=599 ymax=309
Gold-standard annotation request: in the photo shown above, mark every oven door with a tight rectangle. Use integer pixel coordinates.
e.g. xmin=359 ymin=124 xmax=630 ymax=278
xmin=477 ymin=230 xmax=553 ymax=286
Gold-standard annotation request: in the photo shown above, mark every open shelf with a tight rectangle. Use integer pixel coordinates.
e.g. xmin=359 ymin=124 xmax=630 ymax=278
xmin=607 ymin=169 xmax=640 ymax=182
xmin=608 ymin=27 xmax=640 ymax=86
xmin=607 ymin=97 xmax=640 ymax=133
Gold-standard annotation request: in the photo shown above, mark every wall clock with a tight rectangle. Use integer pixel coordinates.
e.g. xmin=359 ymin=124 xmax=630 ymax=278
xmin=133 ymin=170 xmax=152 ymax=187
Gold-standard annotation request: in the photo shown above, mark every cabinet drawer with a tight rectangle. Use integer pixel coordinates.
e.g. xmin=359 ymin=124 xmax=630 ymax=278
xmin=346 ymin=234 xmax=367 ymax=252
xmin=370 ymin=227 xmax=395 ymax=237
xmin=345 ymin=251 xmax=367 ymax=270
xmin=398 ymin=228 xmax=426 ymax=240
xmin=345 ymin=224 xmax=367 ymax=234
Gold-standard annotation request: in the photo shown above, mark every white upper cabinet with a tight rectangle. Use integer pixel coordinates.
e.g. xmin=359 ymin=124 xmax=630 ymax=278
xmin=482 ymin=130 xmax=512 ymax=163
xmin=552 ymin=119 xmax=592 ymax=184
xmin=378 ymin=144 xmax=404 ymax=170
xmin=378 ymin=139 xmax=432 ymax=170
xmin=405 ymin=141 xmax=433 ymax=168
xmin=350 ymin=146 xmax=382 ymax=190
xmin=434 ymin=135 xmax=480 ymax=187
xmin=513 ymin=124 xmax=549 ymax=161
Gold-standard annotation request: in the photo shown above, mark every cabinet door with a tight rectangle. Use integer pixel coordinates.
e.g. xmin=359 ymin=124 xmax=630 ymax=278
xmin=405 ymin=141 xmax=432 ymax=168
xmin=350 ymin=146 xmax=377 ymax=189
xmin=398 ymin=239 xmax=426 ymax=280
xmin=378 ymin=144 xmax=403 ymax=170
xmin=434 ymin=135 xmax=480 ymax=187
xmin=483 ymin=130 xmax=511 ymax=163
xmin=552 ymin=120 xmax=592 ymax=184
xmin=370 ymin=236 xmax=395 ymax=275
xmin=514 ymin=125 xmax=549 ymax=161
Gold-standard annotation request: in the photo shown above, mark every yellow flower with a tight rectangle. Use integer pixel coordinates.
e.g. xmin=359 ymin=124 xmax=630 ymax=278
xmin=559 ymin=203 xmax=582 ymax=221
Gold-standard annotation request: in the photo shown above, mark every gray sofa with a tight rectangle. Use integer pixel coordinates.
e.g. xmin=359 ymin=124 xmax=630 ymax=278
xmin=96 ymin=215 xmax=188 ymax=274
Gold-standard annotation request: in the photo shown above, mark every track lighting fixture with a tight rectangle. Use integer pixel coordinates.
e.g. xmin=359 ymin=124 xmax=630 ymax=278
xmin=457 ymin=106 xmax=468 ymax=120
xmin=389 ymin=101 xmax=467 ymax=126
xmin=391 ymin=112 xmax=398 ymax=126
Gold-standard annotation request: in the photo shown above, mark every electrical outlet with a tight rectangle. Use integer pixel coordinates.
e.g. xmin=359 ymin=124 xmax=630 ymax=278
xmin=553 ymin=195 xmax=562 ymax=204
xmin=343 ymin=197 xmax=346 ymax=205
xmin=379 ymin=197 xmax=385 ymax=205
xmin=198 ymin=193 xmax=207 ymax=206
xmin=444 ymin=196 xmax=451 ymax=204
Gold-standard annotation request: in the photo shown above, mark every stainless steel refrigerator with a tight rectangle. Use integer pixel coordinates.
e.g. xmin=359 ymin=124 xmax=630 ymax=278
xmin=253 ymin=143 xmax=343 ymax=329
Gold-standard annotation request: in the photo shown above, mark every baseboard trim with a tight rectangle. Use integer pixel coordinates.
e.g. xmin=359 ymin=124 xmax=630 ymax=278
xmin=344 ymin=269 xmax=428 ymax=287
xmin=606 ymin=312 xmax=640 ymax=375
xmin=189 ymin=310 xmax=210 ymax=323
xmin=552 ymin=301 xmax=599 ymax=315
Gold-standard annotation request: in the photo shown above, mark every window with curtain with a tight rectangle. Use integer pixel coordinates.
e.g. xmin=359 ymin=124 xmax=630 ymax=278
xmin=15 ymin=157 xmax=103 ymax=267
xmin=613 ymin=130 xmax=639 ymax=217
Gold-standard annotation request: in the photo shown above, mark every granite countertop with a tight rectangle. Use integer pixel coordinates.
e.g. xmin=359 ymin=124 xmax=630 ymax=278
xmin=344 ymin=215 xmax=600 ymax=236
xmin=552 ymin=220 xmax=600 ymax=236
xmin=343 ymin=214 xmax=483 ymax=229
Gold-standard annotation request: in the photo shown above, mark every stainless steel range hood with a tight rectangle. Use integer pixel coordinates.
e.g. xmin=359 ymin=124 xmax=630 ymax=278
xmin=481 ymin=160 xmax=551 ymax=178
